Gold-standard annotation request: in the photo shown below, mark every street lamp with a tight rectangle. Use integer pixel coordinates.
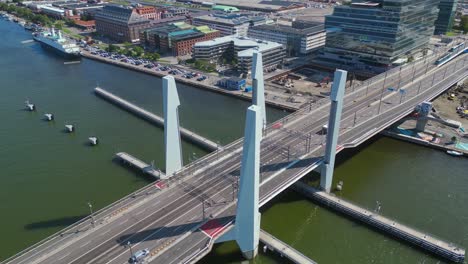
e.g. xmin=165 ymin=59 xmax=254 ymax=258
xmin=127 ymin=241 xmax=133 ymax=258
xmin=87 ymin=202 xmax=95 ymax=227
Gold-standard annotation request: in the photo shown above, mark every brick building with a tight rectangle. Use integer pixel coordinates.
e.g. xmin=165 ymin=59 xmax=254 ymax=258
xmin=135 ymin=6 xmax=162 ymax=20
xmin=95 ymin=5 xmax=151 ymax=42
xmin=141 ymin=23 xmax=220 ymax=56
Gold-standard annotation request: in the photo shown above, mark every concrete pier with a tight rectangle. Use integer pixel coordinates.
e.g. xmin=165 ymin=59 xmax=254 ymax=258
xmin=115 ymin=152 xmax=162 ymax=178
xmin=293 ymin=182 xmax=466 ymax=263
xmin=94 ymin=87 xmax=218 ymax=152
xmin=260 ymin=229 xmax=317 ymax=264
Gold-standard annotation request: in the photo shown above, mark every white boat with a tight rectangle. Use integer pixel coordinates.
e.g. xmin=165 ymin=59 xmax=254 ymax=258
xmin=446 ymin=150 xmax=463 ymax=156
xmin=33 ymin=28 xmax=80 ymax=59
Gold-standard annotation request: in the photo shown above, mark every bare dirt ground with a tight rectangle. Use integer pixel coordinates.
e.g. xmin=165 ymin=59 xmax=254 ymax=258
xmin=432 ymin=80 xmax=468 ymax=128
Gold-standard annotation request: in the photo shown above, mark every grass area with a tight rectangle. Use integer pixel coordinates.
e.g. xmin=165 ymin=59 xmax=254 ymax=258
xmin=158 ymin=59 xmax=171 ymax=63
xmin=446 ymin=31 xmax=456 ymax=36
xmin=71 ymin=33 xmax=85 ymax=40
xmin=97 ymin=43 xmax=109 ymax=50
xmin=62 ymin=28 xmax=72 ymax=34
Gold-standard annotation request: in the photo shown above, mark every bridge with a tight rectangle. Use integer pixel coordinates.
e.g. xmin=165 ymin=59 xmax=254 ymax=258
xmin=3 ymin=42 xmax=468 ymax=264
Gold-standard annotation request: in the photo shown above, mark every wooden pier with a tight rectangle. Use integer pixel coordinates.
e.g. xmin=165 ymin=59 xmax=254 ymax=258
xmin=293 ymin=182 xmax=465 ymax=263
xmin=94 ymin=87 xmax=218 ymax=152
xmin=260 ymin=229 xmax=317 ymax=264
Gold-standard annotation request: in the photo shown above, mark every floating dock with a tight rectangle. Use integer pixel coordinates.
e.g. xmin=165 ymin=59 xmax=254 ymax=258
xmin=260 ymin=229 xmax=317 ymax=264
xmin=115 ymin=152 xmax=161 ymax=178
xmin=94 ymin=87 xmax=218 ymax=152
xmin=293 ymin=182 xmax=465 ymax=263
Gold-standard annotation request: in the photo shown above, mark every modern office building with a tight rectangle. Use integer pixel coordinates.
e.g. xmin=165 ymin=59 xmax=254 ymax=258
xmin=434 ymin=0 xmax=458 ymax=34
xmin=248 ymin=20 xmax=326 ymax=55
xmin=140 ymin=23 xmax=220 ymax=56
xmin=318 ymin=0 xmax=440 ymax=75
xmin=193 ymin=36 xmax=285 ymax=73
xmin=95 ymin=5 xmax=151 ymax=42
xmin=192 ymin=14 xmax=267 ymax=36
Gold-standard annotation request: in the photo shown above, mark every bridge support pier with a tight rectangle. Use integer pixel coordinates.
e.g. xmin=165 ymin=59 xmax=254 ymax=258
xmin=216 ymin=105 xmax=262 ymax=260
xmin=416 ymin=101 xmax=432 ymax=132
xmin=320 ymin=70 xmax=347 ymax=193
xmin=252 ymin=50 xmax=267 ymax=130
xmin=162 ymin=75 xmax=182 ymax=178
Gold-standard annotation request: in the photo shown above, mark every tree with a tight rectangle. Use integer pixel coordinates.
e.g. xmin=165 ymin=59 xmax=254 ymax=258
xmin=107 ymin=44 xmax=120 ymax=53
xmin=132 ymin=46 xmax=144 ymax=57
xmin=54 ymin=20 xmax=64 ymax=30
xmin=460 ymin=15 xmax=468 ymax=34
xmin=64 ymin=18 xmax=75 ymax=27
xmin=80 ymin=13 xmax=93 ymax=21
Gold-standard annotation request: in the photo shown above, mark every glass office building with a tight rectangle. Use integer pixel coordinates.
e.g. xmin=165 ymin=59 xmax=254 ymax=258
xmin=319 ymin=0 xmax=440 ymax=75
xmin=434 ymin=0 xmax=458 ymax=35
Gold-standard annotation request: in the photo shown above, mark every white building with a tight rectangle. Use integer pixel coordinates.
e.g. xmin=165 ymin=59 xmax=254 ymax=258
xmin=248 ymin=21 xmax=326 ymax=55
xmin=192 ymin=14 xmax=266 ymax=37
xmin=193 ymin=35 xmax=285 ymax=72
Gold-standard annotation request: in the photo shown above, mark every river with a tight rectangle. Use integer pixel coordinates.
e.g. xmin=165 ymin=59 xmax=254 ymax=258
xmin=1 ymin=20 xmax=467 ymax=264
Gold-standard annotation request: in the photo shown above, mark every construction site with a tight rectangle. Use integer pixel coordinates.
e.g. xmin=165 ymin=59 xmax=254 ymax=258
xmin=264 ymin=65 xmax=361 ymax=105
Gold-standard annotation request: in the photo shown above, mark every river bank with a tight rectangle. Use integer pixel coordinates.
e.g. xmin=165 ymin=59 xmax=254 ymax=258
xmin=81 ymin=51 xmax=300 ymax=111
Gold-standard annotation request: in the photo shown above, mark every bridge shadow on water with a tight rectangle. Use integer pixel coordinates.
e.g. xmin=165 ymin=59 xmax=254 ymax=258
xmin=111 ymin=157 xmax=156 ymax=183
xmin=24 ymin=215 xmax=88 ymax=230
xmin=117 ymin=216 xmax=234 ymax=245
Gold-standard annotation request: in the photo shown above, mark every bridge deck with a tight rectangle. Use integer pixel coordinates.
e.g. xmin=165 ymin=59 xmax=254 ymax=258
xmin=3 ymin=41 xmax=468 ymax=264
xmin=260 ymin=229 xmax=317 ymax=264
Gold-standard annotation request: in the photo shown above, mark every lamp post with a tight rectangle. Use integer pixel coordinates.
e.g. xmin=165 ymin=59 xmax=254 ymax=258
xmin=127 ymin=241 xmax=133 ymax=258
xmin=87 ymin=202 xmax=95 ymax=227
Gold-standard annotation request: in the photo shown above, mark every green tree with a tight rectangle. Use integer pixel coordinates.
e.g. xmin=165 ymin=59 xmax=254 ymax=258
xmin=80 ymin=13 xmax=93 ymax=21
xmin=460 ymin=15 xmax=468 ymax=34
xmin=106 ymin=44 xmax=120 ymax=53
xmin=132 ymin=46 xmax=144 ymax=57
xmin=54 ymin=20 xmax=64 ymax=30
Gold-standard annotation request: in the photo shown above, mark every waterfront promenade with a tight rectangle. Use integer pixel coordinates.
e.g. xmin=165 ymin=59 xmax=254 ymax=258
xmin=81 ymin=51 xmax=300 ymax=111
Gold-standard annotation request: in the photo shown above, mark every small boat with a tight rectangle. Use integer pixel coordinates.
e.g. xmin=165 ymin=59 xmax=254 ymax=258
xmin=446 ymin=150 xmax=463 ymax=156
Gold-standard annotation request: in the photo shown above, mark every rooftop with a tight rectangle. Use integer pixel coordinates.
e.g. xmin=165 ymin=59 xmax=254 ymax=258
xmin=193 ymin=14 xmax=265 ymax=26
xmin=194 ymin=35 xmax=283 ymax=57
xmin=212 ymin=5 xmax=240 ymax=12
xmin=251 ymin=23 xmax=325 ymax=36
xmin=95 ymin=5 xmax=150 ymax=25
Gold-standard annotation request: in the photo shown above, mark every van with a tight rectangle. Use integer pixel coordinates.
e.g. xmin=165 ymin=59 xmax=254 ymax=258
xmin=128 ymin=248 xmax=149 ymax=263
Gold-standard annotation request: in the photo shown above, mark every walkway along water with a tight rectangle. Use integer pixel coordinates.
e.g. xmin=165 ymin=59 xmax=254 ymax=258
xmin=94 ymin=87 xmax=219 ymax=152
xmin=82 ymin=51 xmax=299 ymax=111
xmin=292 ymin=181 xmax=466 ymax=263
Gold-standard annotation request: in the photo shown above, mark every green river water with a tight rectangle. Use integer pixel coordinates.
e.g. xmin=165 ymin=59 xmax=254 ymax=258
xmin=1 ymin=20 xmax=467 ymax=264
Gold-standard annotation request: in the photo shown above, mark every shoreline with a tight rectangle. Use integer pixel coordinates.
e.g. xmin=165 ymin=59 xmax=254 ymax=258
xmin=381 ymin=130 xmax=468 ymax=157
xmin=81 ymin=51 xmax=300 ymax=112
